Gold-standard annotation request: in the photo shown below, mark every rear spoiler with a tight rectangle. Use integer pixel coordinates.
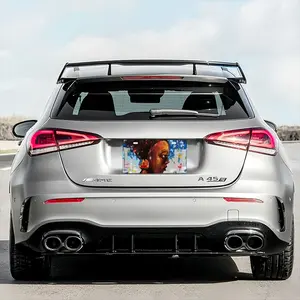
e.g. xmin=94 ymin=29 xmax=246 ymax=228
xmin=56 ymin=59 xmax=247 ymax=84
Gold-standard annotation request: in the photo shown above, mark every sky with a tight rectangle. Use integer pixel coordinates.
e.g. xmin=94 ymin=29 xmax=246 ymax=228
xmin=0 ymin=0 xmax=299 ymax=125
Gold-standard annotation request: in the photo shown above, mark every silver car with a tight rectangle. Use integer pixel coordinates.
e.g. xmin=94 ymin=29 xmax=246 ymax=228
xmin=9 ymin=60 xmax=295 ymax=281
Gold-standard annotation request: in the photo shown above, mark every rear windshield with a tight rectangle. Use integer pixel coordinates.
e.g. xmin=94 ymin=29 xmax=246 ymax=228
xmin=52 ymin=80 xmax=252 ymax=121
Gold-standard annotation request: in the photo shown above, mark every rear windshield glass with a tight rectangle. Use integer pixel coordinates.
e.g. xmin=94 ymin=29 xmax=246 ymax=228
xmin=53 ymin=80 xmax=251 ymax=120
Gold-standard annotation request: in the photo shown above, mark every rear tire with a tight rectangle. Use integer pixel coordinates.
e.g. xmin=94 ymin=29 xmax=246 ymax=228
xmin=9 ymin=216 xmax=52 ymax=281
xmin=250 ymin=219 xmax=294 ymax=280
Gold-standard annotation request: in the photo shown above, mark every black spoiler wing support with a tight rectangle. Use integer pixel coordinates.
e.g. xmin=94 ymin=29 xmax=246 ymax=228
xmin=56 ymin=59 xmax=247 ymax=84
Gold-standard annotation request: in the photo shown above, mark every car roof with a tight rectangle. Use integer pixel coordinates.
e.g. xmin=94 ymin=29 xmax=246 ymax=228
xmin=56 ymin=59 xmax=247 ymax=84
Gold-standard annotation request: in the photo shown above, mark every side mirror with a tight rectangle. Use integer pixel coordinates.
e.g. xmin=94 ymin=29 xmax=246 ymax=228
xmin=12 ymin=120 xmax=37 ymax=138
xmin=264 ymin=120 xmax=277 ymax=132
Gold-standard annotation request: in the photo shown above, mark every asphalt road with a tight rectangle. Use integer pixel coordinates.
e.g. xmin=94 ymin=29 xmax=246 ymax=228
xmin=0 ymin=144 xmax=299 ymax=300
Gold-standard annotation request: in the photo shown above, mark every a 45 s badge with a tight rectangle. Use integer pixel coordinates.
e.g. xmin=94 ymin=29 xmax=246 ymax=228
xmin=198 ymin=176 xmax=227 ymax=182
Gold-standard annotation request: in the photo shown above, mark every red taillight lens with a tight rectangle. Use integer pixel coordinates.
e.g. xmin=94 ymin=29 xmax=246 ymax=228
xmin=29 ymin=129 xmax=101 ymax=156
xmin=224 ymin=197 xmax=263 ymax=203
xmin=204 ymin=128 xmax=276 ymax=155
xmin=205 ymin=129 xmax=251 ymax=150
xmin=248 ymin=129 xmax=276 ymax=155
xmin=30 ymin=130 xmax=58 ymax=155
xmin=44 ymin=198 xmax=84 ymax=204
xmin=56 ymin=130 xmax=100 ymax=150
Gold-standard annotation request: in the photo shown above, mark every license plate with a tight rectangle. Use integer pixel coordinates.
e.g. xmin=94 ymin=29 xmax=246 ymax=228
xmin=122 ymin=139 xmax=187 ymax=174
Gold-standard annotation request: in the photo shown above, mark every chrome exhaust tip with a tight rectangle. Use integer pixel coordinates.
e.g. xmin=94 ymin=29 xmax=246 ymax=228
xmin=246 ymin=235 xmax=264 ymax=251
xmin=43 ymin=235 xmax=62 ymax=251
xmin=64 ymin=235 xmax=84 ymax=252
xmin=224 ymin=235 xmax=243 ymax=251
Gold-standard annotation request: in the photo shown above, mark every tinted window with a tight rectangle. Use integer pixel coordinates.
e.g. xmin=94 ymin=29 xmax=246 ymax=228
xmin=53 ymin=80 xmax=252 ymax=120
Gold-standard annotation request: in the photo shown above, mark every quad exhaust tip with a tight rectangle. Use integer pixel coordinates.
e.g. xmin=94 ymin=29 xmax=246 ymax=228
xmin=42 ymin=230 xmax=84 ymax=252
xmin=246 ymin=235 xmax=264 ymax=251
xmin=64 ymin=235 xmax=84 ymax=252
xmin=224 ymin=234 xmax=244 ymax=251
xmin=224 ymin=230 xmax=264 ymax=252
xmin=43 ymin=235 xmax=62 ymax=252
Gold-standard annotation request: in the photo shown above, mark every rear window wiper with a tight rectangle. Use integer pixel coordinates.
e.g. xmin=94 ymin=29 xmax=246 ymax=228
xmin=149 ymin=109 xmax=220 ymax=118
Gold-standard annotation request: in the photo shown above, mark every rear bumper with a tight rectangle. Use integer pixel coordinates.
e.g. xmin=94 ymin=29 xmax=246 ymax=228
xmin=22 ymin=221 xmax=289 ymax=256
xmin=13 ymin=193 xmax=293 ymax=255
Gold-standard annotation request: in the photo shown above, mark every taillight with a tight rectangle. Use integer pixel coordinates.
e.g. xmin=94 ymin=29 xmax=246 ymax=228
xmin=204 ymin=128 xmax=276 ymax=155
xmin=29 ymin=129 xmax=101 ymax=156
xmin=248 ymin=129 xmax=276 ymax=155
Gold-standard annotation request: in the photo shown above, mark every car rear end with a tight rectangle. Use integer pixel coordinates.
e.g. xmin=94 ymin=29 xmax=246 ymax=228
xmin=10 ymin=61 xmax=294 ymax=259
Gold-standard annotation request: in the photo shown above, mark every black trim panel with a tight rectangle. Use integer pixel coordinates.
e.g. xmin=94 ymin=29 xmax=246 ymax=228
xmin=22 ymin=221 xmax=288 ymax=256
